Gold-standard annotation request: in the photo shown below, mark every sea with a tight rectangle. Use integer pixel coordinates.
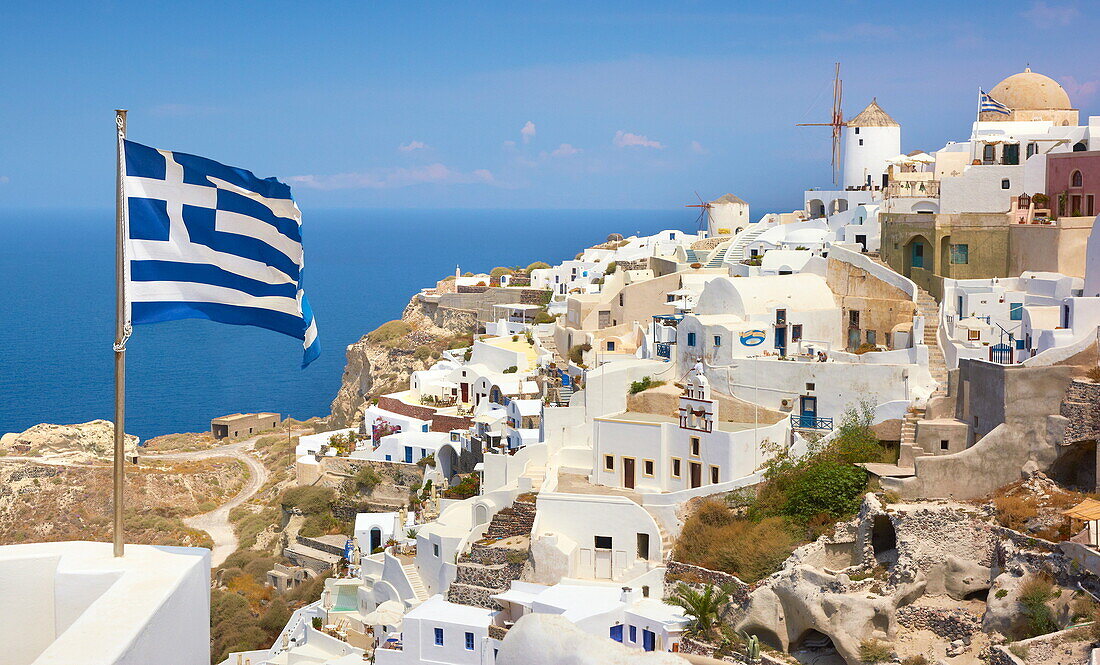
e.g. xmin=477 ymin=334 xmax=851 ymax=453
xmin=0 ymin=208 xmax=693 ymax=440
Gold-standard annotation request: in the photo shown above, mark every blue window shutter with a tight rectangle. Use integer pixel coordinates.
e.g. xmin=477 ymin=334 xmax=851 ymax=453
xmin=435 ymin=628 xmax=444 ymax=646
xmin=629 ymin=625 xmax=637 ymax=642
xmin=1010 ymin=302 xmax=1023 ymax=321
xmin=465 ymin=632 xmax=474 ymax=650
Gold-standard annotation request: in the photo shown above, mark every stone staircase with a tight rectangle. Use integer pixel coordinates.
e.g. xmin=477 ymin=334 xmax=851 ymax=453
xmin=726 ymin=224 xmax=769 ymax=262
xmin=684 ymin=248 xmax=700 ymax=264
xmin=519 ymin=464 xmax=546 ymax=492
xmin=704 ymin=242 xmax=731 ymax=268
xmin=446 ymin=495 xmax=537 ymax=610
xmin=402 ymin=562 xmax=429 ymax=602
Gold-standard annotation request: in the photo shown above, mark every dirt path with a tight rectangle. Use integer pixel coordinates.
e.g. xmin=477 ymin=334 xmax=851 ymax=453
xmin=148 ymin=430 xmax=303 ymax=567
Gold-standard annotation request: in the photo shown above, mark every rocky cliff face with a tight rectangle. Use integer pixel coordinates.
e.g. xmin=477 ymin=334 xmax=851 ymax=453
xmin=0 ymin=420 xmax=139 ymax=462
xmin=329 ymin=293 xmax=476 ymax=427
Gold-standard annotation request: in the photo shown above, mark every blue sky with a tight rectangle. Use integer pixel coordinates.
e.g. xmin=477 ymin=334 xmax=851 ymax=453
xmin=0 ymin=1 xmax=1098 ymax=213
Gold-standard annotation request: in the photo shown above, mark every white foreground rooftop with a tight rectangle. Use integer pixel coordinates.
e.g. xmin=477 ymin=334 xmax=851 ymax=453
xmin=1 ymin=541 xmax=210 ymax=665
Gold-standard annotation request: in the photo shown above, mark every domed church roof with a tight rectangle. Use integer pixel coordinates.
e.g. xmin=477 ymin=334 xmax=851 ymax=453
xmin=847 ymin=99 xmax=899 ymax=128
xmin=989 ymin=68 xmax=1072 ymax=110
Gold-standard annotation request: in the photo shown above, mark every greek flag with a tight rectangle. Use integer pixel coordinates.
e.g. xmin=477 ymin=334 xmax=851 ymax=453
xmin=123 ymin=140 xmax=319 ymax=367
xmin=980 ymin=90 xmax=1011 ymax=116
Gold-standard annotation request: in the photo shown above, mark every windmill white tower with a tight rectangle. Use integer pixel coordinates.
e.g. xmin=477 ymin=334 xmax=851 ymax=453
xmin=843 ymin=98 xmax=901 ymax=191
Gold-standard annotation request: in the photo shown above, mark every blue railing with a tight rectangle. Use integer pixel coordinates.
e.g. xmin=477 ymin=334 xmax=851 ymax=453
xmin=790 ymin=415 xmax=833 ymax=430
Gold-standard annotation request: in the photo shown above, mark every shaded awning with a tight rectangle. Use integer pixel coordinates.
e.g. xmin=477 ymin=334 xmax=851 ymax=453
xmin=1063 ymin=498 xmax=1100 ymax=521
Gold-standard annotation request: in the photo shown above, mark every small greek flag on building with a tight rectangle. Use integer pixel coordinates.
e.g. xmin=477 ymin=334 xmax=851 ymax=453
xmin=123 ymin=140 xmax=319 ymax=366
xmin=980 ymin=90 xmax=1012 ymax=116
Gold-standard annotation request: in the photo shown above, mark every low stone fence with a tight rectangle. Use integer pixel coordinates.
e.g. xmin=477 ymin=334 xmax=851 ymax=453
xmin=665 ymin=561 xmax=750 ymax=605
xmin=896 ymin=605 xmax=982 ymax=642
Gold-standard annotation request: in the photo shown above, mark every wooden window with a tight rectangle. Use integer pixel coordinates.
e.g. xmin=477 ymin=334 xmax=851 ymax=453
xmin=968 ymin=329 xmax=980 ymax=341
xmin=604 ymin=455 xmax=615 ymax=471
xmin=710 ymin=466 xmax=720 ymax=484
xmin=643 ymin=459 xmax=655 ymax=476
xmin=690 ymin=437 xmax=700 ymax=456
xmin=671 ymin=457 xmax=681 ymax=478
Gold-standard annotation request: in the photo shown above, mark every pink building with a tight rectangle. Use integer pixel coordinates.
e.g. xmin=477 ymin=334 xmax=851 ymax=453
xmin=1047 ymin=150 xmax=1100 ymax=218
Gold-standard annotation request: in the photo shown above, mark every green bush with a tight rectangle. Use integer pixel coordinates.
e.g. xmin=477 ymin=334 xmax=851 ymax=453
xmin=443 ymin=474 xmax=480 ymax=500
xmin=526 ymin=261 xmax=551 ymax=271
xmin=490 ymin=266 xmax=514 ymax=278
xmin=782 ymin=460 xmax=869 ymax=521
xmin=259 ymin=597 xmax=291 ymax=632
xmin=534 ymin=311 xmax=556 ymax=324
xmin=355 ymin=466 xmax=383 ymax=493
xmin=367 ymin=320 xmax=412 ymax=344
xmin=299 ymin=512 xmax=338 ymax=537
xmin=604 ymin=262 xmax=617 ymax=274
xmin=414 ymin=345 xmax=434 ymax=360
xmin=568 ymin=343 xmax=591 ymax=365
xmin=280 ymin=485 xmax=336 ymax=514
xmin=1018 ymin=574 xmax=1059 ymax=638
xmin=629 ymin=376 xmax=665 ymax=394
xmin=416 ymin=454 xmax=436 ymax=468
xmin=503 ymin=365 xmax=518 ymax=374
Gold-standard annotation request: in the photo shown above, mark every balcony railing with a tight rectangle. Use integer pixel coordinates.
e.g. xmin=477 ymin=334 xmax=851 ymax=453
xmin=656 ymin=342 xmax=673 ymax=359
xmin=790 ymin=415 xmax=833 ymax=430
xmin=885 ymin=180 xmax=940 ymax=198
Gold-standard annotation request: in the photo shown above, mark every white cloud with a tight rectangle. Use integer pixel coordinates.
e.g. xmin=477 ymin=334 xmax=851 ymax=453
xmin=1021 ymin=1 xmax=1079 ymax=25
xmin=521 ymin=121 xmax=536 ymax=144
xmin=398 ymin=140 xmax=429 ymax=152
xmin=689 ymin=140 xmax=708 ymax=155
xmin=502 ymin=139 xmax=517 ymax=150
xmin=289 ymin=163 xmax=496 ymax=190
xmin=613 ymin=130 xmax=664 ymax=149
xmin=550 ymin=143 xmax=581 ymax=157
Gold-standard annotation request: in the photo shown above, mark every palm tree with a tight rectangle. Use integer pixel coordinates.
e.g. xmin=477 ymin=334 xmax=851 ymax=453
xmin=667 ymin=582 xmax=738 ymax=640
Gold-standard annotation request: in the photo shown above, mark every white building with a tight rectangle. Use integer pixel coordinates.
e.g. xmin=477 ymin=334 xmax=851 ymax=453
xmin=844 ymin=99 xmax=902 ymax=191
xmin=3 ymin=541 xmax=209 ymax=665
xmin=374 ymin=595 xmax=494 ymax=665
xmin=592 ymin=373 xmax=788 ymax=493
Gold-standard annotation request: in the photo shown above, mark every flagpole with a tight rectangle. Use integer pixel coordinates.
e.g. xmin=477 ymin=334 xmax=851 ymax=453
xmin=113 ymin=109 xmax=128 ymax=557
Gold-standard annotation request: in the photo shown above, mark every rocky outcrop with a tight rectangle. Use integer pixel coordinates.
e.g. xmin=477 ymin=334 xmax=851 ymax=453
xmin=0 ymin=420 xmax=139 ymax=462
xmin=329 ymin=293 xmax=476 ymax=427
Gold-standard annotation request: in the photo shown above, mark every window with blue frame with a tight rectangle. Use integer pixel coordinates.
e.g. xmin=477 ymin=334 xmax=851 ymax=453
xmin=404 ymin=446 xmax=413 ymax=463
xmin=465 ymin=632 xmax=474 ymax=650
xmin=629 ymin=625 xmax=637 ymax=643
xmin=687 ymin=332 xmax=697 ymax=346
xmin=1010 ymin=302 xmax=1023 ymax=320
xmin=610 ymin=625 xmax=624 ymax=642
xmin=1015 ymin=338 xmax=1026 ymax=350
xmin=949 ymin=244 xmax=969 ymax=265
xmin=713 ymin=335 xmax=722 ymax=347
xmin=434 ymin=628 xmax=444 ymax=646
xmin=422 ymin=424 xmax=429 ymax=432
xmin=385 ymin=454 xmax=391 ymax=461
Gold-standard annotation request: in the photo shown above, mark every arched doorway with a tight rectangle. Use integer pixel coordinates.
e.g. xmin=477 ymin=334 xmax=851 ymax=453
xmin=808 ymin=199 xmax=825 ymax=219
xmin=901 ymin=235 xmax=932 ymax=278
xmin=791 ymin=629 xmax=843 ymax=665
xmin=871 ymin=515 xmax=897 ymax=561
xmin=474 ymin=502 xmax=490 ymax=526
xmin=369 ymin=527 xmax=382 ymax=552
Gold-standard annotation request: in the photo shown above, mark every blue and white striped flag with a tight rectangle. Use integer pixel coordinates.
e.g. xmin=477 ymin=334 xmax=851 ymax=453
xmin=980 ymin=90 xmax=1012 ymax=116
xmin=123 ymin=140 xmax=319 ymax=367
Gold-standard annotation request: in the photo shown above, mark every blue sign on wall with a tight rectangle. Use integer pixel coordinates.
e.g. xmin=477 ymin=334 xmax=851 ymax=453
xmin=739 ymin=330 xmax=766 ymax=346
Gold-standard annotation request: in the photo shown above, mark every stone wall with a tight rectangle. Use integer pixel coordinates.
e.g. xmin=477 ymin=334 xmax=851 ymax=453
xmin=313 ymin=456 xmax=422 ymax=512
xmin=1060 ymin=379 xmax=1100 ymax=443
xmin=665 ymin=561 xmax=750 ymax=604
xmin=896 ymin=605 xmax=982 ymax=642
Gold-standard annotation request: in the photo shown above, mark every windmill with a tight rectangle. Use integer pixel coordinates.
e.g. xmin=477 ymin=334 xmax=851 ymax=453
xmin=797 ymin=62 xmax=844 ymax=185
xmin=685 ymin=191 xmax=711 ymax=235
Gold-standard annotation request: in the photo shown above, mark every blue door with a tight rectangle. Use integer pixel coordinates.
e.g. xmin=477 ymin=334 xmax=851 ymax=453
xmin=800 ymin=396 xmax=817 ymax=427
xmin=774 ymin=326 xmax=786 ymax=355
xmin=610 ymin=625 xmax=623 ymax=642
xmin=642 ymin=630 xmax=656 ymax=652
xmin=404 ymin=446 xmax=413 ymax=463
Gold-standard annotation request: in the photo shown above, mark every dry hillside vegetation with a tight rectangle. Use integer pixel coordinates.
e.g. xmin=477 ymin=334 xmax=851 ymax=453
xmin=0 ymin=456 xmax=246 ymax=547
xmin=986 ymin=473 xmax=1094 ymax=542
